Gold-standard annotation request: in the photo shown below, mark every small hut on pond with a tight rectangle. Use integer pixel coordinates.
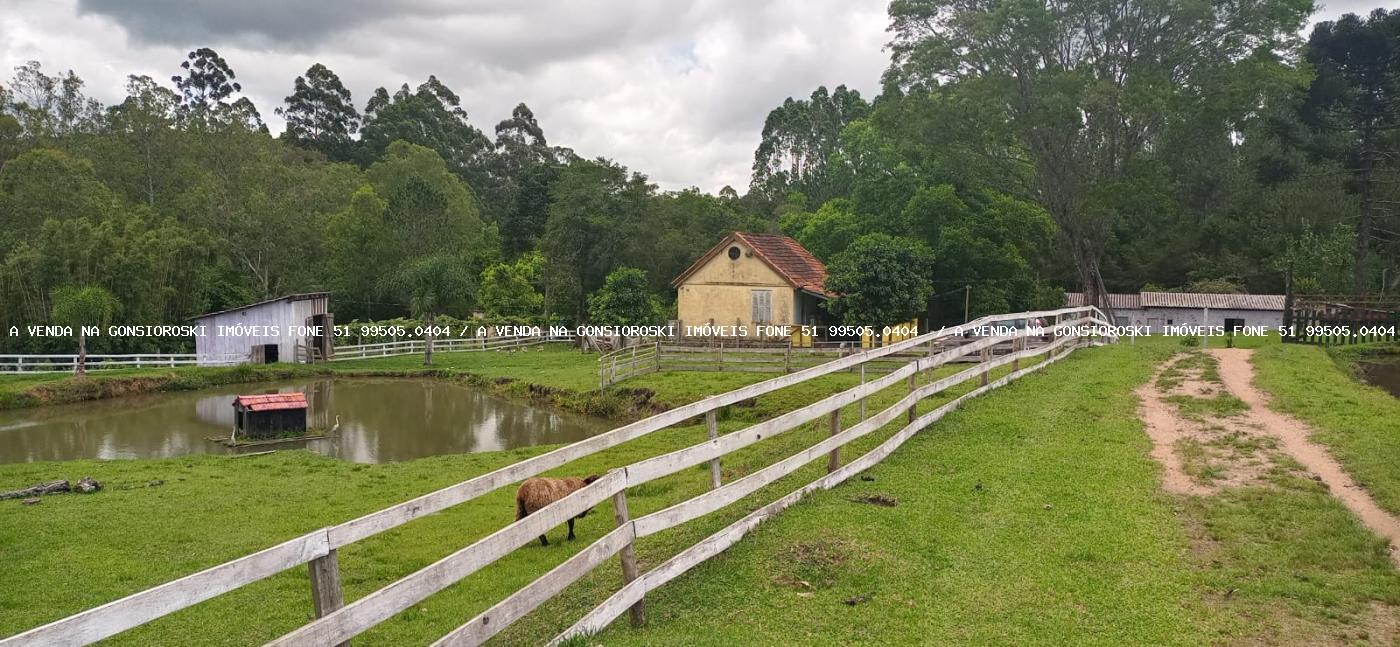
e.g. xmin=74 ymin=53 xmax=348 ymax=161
xmin=232 ymin=393 xmax=308 ymax=439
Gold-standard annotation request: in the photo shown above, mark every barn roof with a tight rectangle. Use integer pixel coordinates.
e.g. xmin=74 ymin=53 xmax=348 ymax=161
xmin=672 ymin=232 xmax=832 ymax=298
xmin=1064 ymin=291 xmax=1284 ymax=311
xmin=233 ymin=393 xmax=308 ymax=412
xmin=191 ymin=292 xmax=329 ymax=321
xmin=1063 ymin=292 xmax=1142 ymax=309
xmin=1140 ymin=292 xmax=1284 ymax=310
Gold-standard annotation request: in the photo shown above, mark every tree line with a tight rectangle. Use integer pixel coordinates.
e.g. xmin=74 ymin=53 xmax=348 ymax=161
xmin=2 ymin=1 xmax=1398 ymax=354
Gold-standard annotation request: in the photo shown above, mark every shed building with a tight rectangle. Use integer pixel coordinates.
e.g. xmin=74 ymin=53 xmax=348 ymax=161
xmin=192 ymin=293 xmax=333 ymax=366
xmin=672 ymin=232 xmax=832 ymax=337
xmin=1066 ymin=291 xmax=1285 ymax=333
xmin=232 ymin=393 xmax=308 ymax=439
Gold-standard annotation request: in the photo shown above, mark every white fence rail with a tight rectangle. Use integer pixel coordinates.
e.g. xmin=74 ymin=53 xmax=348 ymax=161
xmin=0 ymin=306 xmax=1109 ymax=647
xmin=330 ymin=334 xmax=575 ymax=362
xmin=0 ymin=353 xmax=245 ymax=374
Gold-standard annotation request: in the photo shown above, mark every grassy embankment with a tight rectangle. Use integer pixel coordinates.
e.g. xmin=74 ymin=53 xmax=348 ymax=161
xmin=4 ymin=339 xmax=1397 ymax=645
xmin=1252 ymin=341 xmax=1400 ymax=518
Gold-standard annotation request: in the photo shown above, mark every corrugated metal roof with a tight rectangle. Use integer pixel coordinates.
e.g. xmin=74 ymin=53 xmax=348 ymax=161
xmin=191 ymin=292 xmax=329 ymax=321
xmin=672 ymin=232 xmax=832 ymax=297
xmin=233 ymin=393 xmax=308 ymax=412
xmin=1140 ymin=292 xmax=1284 ymax=310
xmin=1063 ymin=293 xmax=1143 ymax=309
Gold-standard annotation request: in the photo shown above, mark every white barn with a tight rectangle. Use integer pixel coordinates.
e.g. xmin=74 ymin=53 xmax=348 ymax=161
xmin=192 ymin=293 xmax=333 ymax=366
xmin=1066 ymin=291 xmax=1285 ymax=334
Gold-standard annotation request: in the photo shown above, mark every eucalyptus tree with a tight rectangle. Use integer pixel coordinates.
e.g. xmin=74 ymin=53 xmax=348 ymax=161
xmin=751 ymin=85 xmax=870 ymax=207
xmin=278 ymin=63 xmax=360 ymax=161
xmin=171 ymin=48 xmax=264 ymax=130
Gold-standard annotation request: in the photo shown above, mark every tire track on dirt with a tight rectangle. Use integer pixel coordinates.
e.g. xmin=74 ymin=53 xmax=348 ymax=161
xmin=1211 ymin=348 xmax=1400 ymax=569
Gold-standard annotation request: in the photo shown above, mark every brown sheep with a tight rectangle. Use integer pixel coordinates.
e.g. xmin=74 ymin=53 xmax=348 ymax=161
xmin=515 ymin=475 xmax=601 ymax=546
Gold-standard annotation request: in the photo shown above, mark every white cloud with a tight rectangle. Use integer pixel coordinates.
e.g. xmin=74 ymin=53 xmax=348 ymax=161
xmin=0 ymin=0 xmax=890 ymax=192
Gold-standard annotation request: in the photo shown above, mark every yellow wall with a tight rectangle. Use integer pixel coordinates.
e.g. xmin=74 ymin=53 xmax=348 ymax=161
xmin=677 ymin=240 xmax=796 ymax=333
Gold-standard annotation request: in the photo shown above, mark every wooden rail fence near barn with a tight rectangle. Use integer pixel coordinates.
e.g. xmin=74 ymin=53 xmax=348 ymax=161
xmin=1283 ymin=293 xmax=1400 ymax=345
xmin=0 ymin=306 xmax=1112 ymax=647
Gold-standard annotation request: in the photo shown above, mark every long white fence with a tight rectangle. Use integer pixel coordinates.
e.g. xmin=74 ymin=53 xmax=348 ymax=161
xmin=0 ymin=334 xmax=575 ymax=373
xmin=0 ymin=353 xmax=245 ymax=374
xmin=0 ymin=306 xmax=1110 ymax=647
xmin=330 ymin=334 xmax=575 ymax=362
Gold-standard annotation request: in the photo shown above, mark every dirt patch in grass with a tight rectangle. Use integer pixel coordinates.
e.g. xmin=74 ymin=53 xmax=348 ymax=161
xmin=773 ymin=538 xmax=866 ymax=591
xmin=1138 ymin=352 xmax=1275 ymax=494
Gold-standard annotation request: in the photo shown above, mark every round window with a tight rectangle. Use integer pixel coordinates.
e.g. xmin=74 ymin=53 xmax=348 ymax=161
xmin=728 ymin=246 xmax=741 ymax=260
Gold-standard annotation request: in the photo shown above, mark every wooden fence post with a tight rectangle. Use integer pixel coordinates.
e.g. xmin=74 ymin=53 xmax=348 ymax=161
xmin=784 ymin=341 xmax=792 ymax=374
xmin=906 ymin=371 xmax=917 ymax=424
xmin=858 ymin=363 xmax=867 ymax=420
xmin=654 ymin=341 xmax=662 ymax=373
xmin=705 ymin=410 xmax=722 ymax=489
xmin=307 ymin=549 xmax=350 ymax=647
xmin=827 ymin=408 xmax=841 ymax=473
xmin=611 ymin=488 xmax=645 ymax=627
xmin=979 ymin=346 xmax=991 ymax=386
xmin=1011 ymin=337 xmax=1021 ymax=372
xmin=718 ymin=341 xmax=725 ymax=371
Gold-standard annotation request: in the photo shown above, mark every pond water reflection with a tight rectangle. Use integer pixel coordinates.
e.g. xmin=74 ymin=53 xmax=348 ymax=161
xmin=0 ymin=378 xmax=612 ymax=464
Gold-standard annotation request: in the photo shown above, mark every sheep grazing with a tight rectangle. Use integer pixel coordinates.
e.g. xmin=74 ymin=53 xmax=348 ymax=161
xmin=515 ymin=475 xmax=601 ymax=546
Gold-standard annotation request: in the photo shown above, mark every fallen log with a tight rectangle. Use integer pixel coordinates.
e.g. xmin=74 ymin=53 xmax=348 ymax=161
xmin=1 ymin=479 xmax=70 ymax=500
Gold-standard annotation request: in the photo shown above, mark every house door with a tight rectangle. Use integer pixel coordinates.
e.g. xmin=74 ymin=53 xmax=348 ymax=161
xmin=1224 ymin=318 xmax=1245 ymax=334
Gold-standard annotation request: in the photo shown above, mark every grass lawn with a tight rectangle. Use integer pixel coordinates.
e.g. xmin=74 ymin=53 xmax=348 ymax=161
xmin=3 ymin=339 xmax=1397 ymax=645
xmin=0 ymin=345 xmax=960 ymax=644
xmin=1251 ymin=342 xmax=1400 ymax=517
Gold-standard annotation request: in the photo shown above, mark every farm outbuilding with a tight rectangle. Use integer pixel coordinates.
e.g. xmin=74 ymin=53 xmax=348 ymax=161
xmin=672 ymin=232 xmax=832 ymax=337
xmin=191 ymin=293 xmax=334 ymax=366
xmin=1065 ymin=291 xmax=1285 ymax=333
xmin=232 ymin=393 xmax=308 ymax=439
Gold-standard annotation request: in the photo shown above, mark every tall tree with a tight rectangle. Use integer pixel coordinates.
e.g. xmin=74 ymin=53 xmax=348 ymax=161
xmin=750 ymin=85 xmax=870 ymax=206
xmin=539 ymin=158 xmax=654 ymax=320
xmin=2 ymin=61 xmax=104 ymax=142
xmin=1303 ymin=10 xmax=1400 ymax=293
xmin=358 ymin=77 xmax=502 ymax=216
xmin=277 ymin=64 xmax=360 ymax=161
xmin=171 ymin=48 xmax=264 ymax=130
xmin=885 ymin=0 xmax=1312 ymax=311
xmin=105 ymin=75 xmax=179 ymax=207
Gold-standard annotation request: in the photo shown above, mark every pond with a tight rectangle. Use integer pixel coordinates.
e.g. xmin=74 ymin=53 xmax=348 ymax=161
xmin=0 ymin=378 xmax=613 ymax=464
xmin=1360 ymin=359 xmax=1400 ymax=399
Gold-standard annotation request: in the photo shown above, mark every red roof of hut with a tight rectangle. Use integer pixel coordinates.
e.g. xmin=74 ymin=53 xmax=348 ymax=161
xmin=233 ymin=393 xmax=308 ymax=412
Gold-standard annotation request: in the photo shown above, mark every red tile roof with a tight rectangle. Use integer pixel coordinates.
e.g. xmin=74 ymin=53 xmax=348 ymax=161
xmin=671 ymin=232 xmax=832 ymax=298
xmin=233 ymin=393 xmax=308 ymax=412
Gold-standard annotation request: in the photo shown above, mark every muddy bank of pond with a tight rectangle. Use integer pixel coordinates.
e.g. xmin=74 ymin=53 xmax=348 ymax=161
xmin=0 ymin=378 xmax=612 ymax=464
xmin=1360 ymin=359 xmax=1400 ymax=399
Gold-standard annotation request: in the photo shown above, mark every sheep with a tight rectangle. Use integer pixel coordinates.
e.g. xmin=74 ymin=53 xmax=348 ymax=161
xmin=515 ymin=475 xmax=601 ymax=546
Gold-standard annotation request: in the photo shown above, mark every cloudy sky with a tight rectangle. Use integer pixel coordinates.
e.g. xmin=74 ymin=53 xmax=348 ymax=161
xmin=0 ymin=0 xmax=1395 ymax=193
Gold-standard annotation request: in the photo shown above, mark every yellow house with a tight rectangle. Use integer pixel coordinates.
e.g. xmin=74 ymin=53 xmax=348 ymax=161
xmin=672 ymin=232 xmax=832 ymax=338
